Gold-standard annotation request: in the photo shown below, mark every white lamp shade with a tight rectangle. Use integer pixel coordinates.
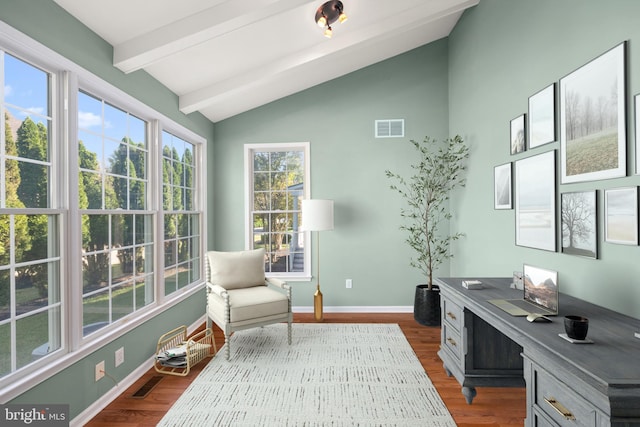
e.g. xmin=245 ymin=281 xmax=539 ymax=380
xmin=301 ymin=199 xmax=334 ymax=231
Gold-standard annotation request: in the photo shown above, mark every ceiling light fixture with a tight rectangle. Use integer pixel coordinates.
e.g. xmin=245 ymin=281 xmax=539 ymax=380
xmin=314 ymin=0 xmax=347 ymax=39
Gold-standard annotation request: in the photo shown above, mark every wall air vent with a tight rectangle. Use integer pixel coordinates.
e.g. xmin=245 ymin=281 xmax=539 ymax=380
xmin=375 ymin=119 xmax=404 ymax=138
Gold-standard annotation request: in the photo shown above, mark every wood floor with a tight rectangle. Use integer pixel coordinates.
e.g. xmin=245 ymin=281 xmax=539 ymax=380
xmin=86 ymin=313 xmax=526 ymax=426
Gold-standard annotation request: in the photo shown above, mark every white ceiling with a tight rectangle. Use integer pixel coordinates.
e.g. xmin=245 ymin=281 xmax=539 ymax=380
xmin=53 ymin=0 xmax=479 ymax=123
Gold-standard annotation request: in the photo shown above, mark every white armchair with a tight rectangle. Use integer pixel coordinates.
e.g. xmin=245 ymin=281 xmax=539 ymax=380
xmin=205 ymin=248 xmax=293 ymax=360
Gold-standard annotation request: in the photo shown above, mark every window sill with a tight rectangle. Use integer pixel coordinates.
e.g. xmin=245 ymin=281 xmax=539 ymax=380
xmin=267 ymin=274 xmax=312 ymax=282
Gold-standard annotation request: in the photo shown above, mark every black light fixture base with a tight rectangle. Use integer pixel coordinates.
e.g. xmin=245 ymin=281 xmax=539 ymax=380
xmin=315 ymin=0 xmax=344 ymax=26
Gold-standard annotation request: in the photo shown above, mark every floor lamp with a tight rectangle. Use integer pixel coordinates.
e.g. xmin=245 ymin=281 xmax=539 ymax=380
xmin=301 ymin=199 xmax=334 ymax=322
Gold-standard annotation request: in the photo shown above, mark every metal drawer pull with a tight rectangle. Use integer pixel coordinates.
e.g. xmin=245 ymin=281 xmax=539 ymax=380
xmin=544 ymin=397 xmax=576 ymax=420
xmin=446 ymin=337 xmax=457 ymax=347
xmin=446 ymin=311 xmax=457 ymax=320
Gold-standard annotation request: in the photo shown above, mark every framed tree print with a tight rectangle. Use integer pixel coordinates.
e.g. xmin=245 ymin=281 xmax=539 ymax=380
xmin=510 ymin=114 xmax=526 ymax=155
xmin=560 ymin=42 xmax=626 ymax=183
xmin=515 ymin=150 xmax=556 ymax=251
xmin=605 ymin=187 xmax=638 ymax=245
xmin=494 ymin=162 xmax=512 ymax=209
xmin=561 ymin=190 xmax=597 ymax=258
xmin=528 ymin=83 xmax=556 ymax=149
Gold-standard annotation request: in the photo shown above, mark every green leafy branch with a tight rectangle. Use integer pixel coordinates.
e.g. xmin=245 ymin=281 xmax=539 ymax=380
xmin=385 ymin=135 xmax=469 ymax=289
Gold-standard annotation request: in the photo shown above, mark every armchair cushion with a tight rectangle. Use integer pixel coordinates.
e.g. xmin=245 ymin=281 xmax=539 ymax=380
xmin=207 ymin=248 xmax=266 ymax=290
xmin=207 ymin=286 xmax=289 ymax=323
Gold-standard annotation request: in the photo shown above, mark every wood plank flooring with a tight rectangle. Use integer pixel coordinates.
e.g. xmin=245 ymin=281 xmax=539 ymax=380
xmin=86 ymin=313 xmax=526 ymax=426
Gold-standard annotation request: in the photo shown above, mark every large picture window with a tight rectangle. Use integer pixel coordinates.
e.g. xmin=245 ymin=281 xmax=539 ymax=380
xmin=0 ymin=24 xmax=206 ymax=397
xmin=245 ymin=143 xmax=309 ymax=279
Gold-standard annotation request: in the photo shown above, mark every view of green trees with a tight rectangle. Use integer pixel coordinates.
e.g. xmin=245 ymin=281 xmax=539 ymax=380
xmin=1 ymin=52 xmax=201 ymax=378
xmin=1 ymin=113 xmax=51 ymax=318
xmin=161 ymin=133 xmax=198 ymax=293
xmin=252 ymin=149 xmax=304 ymax=272
xmin=1 ymin=107 xmax=196 ymax=336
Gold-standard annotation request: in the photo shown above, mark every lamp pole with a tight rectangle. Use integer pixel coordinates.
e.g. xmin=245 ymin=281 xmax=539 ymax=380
xmin=314 ymin=230 xmax=323 ymax=321
xmin=301 ymin=199 xmax=334 ymax=322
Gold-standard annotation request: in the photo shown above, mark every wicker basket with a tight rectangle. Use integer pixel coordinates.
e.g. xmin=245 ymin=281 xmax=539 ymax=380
xmin=154 ymin=325 xmax=216 ymax=376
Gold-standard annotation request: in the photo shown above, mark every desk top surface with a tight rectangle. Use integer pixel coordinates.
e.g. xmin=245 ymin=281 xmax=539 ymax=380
xmin=436 ymin=277 xmax=640 ymax=388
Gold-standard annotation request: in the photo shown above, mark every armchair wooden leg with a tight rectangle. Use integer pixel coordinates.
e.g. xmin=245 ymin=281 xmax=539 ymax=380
xmin=224 ymin=333 xmax=231 ymax=361
xmin=287 ymin=321 xmax=292 ymax=345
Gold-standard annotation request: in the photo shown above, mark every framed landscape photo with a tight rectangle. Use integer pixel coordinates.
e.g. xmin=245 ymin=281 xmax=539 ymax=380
xmin=605 ymin=187 xmax=638 ymax=245
xmin=515 ymin=150 xmax=556 ymax=251
xmin=528 ymin=83 xmax=556 ymax=149
xmin=494 ymin=163 xmax=512 ymax=209
xmin=510 ymin=114 xmax=526 ymax=155
xmin=561 ymin=190 xmax=597 ymax=258
xmin=560 ymin=42 xmax=626 ymax=183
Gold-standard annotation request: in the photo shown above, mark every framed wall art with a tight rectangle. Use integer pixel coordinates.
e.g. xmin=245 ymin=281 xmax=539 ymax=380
xmin=604 ymin=187 xmax=638 ymax=245
xmin=494 ymin=162 xmax=512 ymax=209
xmin=528 ymin=83 xmax=556 ymax=149
xmin=560 ymin=42 xmax=626 ymax=183
xmin=515 ymin=150 xmax=556 ymax=251
xmin=561 ymin=190 xmax=597 ymax=258
xmin=510 ymin=114 xmax=526 ymax=155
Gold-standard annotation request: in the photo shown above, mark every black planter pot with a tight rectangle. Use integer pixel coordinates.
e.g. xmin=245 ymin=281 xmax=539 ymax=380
xmin=414 ymin=284 xmax=441 ymax=326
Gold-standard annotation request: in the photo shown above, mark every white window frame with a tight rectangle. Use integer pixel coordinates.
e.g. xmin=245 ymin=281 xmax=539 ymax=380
xmin=0 ymin=20 xmax=207 ymax=402
xmin=244 ymin=142 xmax=311 ymax=281
xmin=158 ymin=124 xmax=206 ymax=302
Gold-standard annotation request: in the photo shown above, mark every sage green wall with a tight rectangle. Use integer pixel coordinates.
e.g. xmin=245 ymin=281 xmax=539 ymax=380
xmin=1 ymin=0 xmax=214 ymax=419
xmin=448 ymin=0 xmax=640 ymax=319
xmin=213 ymin=40 xmax=450 ymax=307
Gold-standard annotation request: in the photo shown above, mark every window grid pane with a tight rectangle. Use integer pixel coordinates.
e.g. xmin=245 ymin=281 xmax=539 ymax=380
xmin=79 ymin=89 xmax=153 ymax=334
xmin=1 ymin=51 xmax=60 ymax=378
xmin=250 ymin=147 xmax=306 ymax=274
xmin=162 ymin=131 xmax=201 ymax=296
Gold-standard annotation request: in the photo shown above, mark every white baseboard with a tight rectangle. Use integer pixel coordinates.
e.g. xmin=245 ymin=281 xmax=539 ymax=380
xmin=293 ymin=306 xmax=413 ymax=313
xmin=71 ymin=315 xmax=207 ymax=426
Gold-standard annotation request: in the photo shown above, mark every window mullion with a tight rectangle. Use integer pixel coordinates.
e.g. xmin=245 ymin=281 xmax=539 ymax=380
xmin=65 ymin=71 xmax=83 ymax=351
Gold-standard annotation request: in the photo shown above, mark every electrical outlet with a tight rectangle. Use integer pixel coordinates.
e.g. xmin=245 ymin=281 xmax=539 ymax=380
xmin=346 ymin=279 xmax=352 ymax=289
xmin=115 ymin=347 xmax=124 ymax=367
xmin=95 ymin=360 xmax=105 ymax=381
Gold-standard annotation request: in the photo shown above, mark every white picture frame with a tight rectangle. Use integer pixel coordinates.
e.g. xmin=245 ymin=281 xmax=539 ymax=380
xmin=528 ymin=83 xmax=556 ymax=149
xmin=494 ymin=163 xmax=512 ymax=209
xmin=515 ymin=150 xmax=557 ymax=251
xmin=605 ymin=187 xmax=638 ymax=245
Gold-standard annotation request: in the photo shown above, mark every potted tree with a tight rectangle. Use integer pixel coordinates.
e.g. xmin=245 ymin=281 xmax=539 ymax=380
xmin=385 ymin=135 xmax=469 ymax=326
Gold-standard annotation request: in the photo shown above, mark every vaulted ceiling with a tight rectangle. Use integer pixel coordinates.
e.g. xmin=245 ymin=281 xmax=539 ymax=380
xmin=53 ymin=0 xmax=479 ymax=123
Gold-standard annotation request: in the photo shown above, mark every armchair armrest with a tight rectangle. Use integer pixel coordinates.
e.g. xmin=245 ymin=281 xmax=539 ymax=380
xmin=206 ymin=282 xmax=228 ymax=298
xmin=266 ymin=277 xmax=289 ymax=290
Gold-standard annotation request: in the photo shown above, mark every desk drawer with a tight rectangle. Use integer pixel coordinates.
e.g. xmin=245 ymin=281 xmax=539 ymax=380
xmin=442 ymin=297 xmax=463 ymax=332
xmin=442 ymin=322 xmax=463 ymax=363
xmin=533 ymin=366 xmax=604 ymax=427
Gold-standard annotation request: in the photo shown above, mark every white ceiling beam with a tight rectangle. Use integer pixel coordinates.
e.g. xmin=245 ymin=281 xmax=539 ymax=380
xmin=179 ymin=0 xmax=479 ymax=115
xmin=113 ymin=0 xmax=315 ymax=73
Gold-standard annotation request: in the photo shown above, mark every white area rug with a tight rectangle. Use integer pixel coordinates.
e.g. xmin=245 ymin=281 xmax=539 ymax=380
xmin=158 ymin=323 xmax=455 ymax=426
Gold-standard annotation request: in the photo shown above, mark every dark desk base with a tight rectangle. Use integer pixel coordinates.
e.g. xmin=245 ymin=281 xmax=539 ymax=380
xmin=436 ymin=277 xmax=640 ymax=426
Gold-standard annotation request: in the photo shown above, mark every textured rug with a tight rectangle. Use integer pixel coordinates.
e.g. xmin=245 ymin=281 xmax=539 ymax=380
xmin=157 ymin=323 xmax=455 ymax=426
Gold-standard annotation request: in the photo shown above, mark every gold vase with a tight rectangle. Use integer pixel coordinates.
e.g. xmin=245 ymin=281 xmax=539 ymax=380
xmin=314 ymin=284 xmax=324 ymax=322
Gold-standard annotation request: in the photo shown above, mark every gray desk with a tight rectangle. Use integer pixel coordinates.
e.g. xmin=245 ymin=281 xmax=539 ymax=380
xmin=436 ymin=277 xmax=640 ymax=426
